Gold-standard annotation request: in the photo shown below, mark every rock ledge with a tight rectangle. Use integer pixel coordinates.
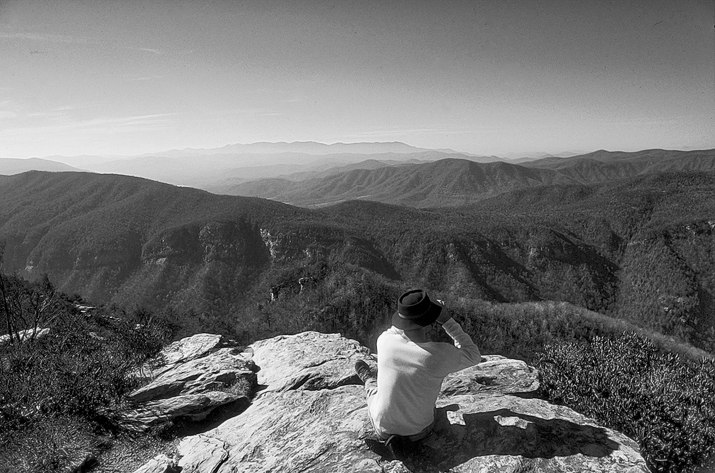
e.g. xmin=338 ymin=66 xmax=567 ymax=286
xmin=132 ymin=331 xmax=648 ymax=473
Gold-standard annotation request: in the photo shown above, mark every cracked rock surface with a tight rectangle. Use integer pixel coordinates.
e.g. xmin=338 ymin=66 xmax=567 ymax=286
xmin=120 ymin=333 xmax=256 ymax=431
xmin=131 ymin=331 xmax=649 ymax=473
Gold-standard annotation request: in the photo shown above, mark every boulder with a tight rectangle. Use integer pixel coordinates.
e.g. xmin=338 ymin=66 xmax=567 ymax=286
xmin=161 ymin=333 xmax=224 ymax=361
xmin=121 ymin=392 xmax=250 ymax=430
xmin=251 ymin=331 xmax=372 ymax=392
xmin=441 ymin=355 xmax=540 ymax=396
xmin=0 ymin=327 xmax=50 ymax=345
xmin=131 ymin=454 xmax=178 ymax=473
xmin=176 ymin=435 xmax=229 ymax=472
xmin=130 ymin=333 xmax=238 ymax=383
xmin=120 ymin=333 xmax=256 ymax=431
xmin=127 ymin=348 xmax=256 ymax=403
xmin=132 ymin=331 xmax=649 ymax=472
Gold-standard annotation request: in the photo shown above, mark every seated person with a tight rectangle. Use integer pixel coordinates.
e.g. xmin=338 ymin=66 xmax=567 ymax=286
xmin=355 ymin=288 xmax=481 ymax=442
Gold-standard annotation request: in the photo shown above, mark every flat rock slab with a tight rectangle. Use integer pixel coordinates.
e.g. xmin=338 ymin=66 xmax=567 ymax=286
xmin=441 ymin=355 xmax=540 ymax=396
xmin=250 ymin=331 xmax=371 ymax=391
xmin=156 ymin=388 xmax=648 ymax=473
xmin=396 ymin=393 xmax=649 ymax=472
xmin=180 ymin=386 xmax=383 ymax=473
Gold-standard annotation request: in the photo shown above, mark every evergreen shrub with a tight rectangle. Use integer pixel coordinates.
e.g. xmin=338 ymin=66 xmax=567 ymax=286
xmin=537 ymin=332 xmax=715 ymax=472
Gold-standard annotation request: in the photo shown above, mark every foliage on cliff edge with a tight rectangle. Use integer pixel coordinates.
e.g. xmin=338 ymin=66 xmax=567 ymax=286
xmin=0 ymin=272 xmax=167 ymax=472
xmin=538 ymin=333 xmax=715 ymax=473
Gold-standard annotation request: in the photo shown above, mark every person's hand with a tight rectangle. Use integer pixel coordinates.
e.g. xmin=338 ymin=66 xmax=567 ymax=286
xmin=435 ymin=300 xmax=452 ymax=325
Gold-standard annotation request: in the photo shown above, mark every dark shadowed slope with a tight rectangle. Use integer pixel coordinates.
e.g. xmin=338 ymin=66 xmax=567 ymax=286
xmin=0 ymin=171 xmax=307 ymax=238
xmin=0 ymin=171 xmax=323 ymax=306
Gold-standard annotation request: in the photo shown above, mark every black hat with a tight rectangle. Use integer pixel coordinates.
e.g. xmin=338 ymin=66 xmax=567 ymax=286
xmin=392 ymin=289 xmax=443 ymax=330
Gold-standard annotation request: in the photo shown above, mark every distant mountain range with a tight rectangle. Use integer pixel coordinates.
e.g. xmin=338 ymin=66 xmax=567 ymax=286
xmin=7 ymin=143 xmax=712 ymax=209
xmin=82 ymin=150 xmax=497 ymax=188
xmin=0 ymin=158 xmax=81 ymax=175
xmin=209 ymin=148 xmax=715 ymax=207
xmin=1 ymin=141 xmax=500 ymax=187
xmin=142 ymin=141 xmax=444 ymax=157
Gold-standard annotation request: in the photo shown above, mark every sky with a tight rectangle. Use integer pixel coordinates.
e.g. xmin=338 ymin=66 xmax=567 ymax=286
xmin=0 ymin=0 xmax=714 ymax=158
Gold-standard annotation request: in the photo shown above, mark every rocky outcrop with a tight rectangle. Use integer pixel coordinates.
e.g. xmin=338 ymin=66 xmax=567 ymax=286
xmin=251 ymin=331 xmax=371 ymax=392
xmin=0 ymin=327 xmax=50 ymax=345
xmin=120 ymin=333 xmax=257 ymax=431
xmin=441 ymin=356 xmax=540 ymax=396
xmin=132 ymin=331 xmax=649 ymax=472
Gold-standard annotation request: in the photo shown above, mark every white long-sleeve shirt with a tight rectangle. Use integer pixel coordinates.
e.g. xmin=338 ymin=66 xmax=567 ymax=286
xmin=368 ymin=318 xmax=481 ymax=436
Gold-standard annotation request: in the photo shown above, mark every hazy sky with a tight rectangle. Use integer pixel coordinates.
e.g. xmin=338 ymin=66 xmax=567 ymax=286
xmin=1 ymin=0 xmax=713 ymax=158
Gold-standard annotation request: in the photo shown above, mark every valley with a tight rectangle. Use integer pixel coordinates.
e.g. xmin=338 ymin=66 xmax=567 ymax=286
xmin=1 ymin=163 xmax=714 ymax=354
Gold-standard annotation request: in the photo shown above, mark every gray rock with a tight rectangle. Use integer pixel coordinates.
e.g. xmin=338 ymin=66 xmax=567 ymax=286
xmin=177 ymin=435 xmax=229 ymax=472
xmin=120 ymin=333 xmax=256 ymax=431
xmin=122 ymin=392 xmax=250 ymax=430
xmin=0 ymin=327 xmax=50 ymax=345
xmin=130 ymin=333 xmax=237 ymax=383
xmin=127 ymin=348 xmax=256 ymax=403
xmin=152 ymin=333 xmax=237 ymax=376
xmin=250 ymin=331 xmax=371 ymax=392
xmin=188 ymin=386 xmax=382 ymax=473
xmin=441 ymin=355 xmax=540 ymax=396
xmin=132 ymin=454 xmax=178 ymax=473
xmin=413 ymin=393 xmax=647 ymax=472
xmin=133 ymin=331 xmax=649 ymax=472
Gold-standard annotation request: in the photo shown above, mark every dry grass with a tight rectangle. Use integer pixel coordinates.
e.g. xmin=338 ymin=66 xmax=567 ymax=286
xmin=0 ymin=416 xmax=178 ymax=473
xmin=90 ymin=434 xmax=178 ymax=473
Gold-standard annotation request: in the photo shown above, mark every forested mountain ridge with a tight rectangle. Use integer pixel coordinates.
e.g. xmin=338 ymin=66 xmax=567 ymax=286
xmin=215 ymin=149 xmax=715 ymax=207
xmin=219 ymin=158 xmax=578 ymax=207
xmin=0 ymin=171 xmax=322 ymax=306
xmin=1 ymin=170 xmax=714 ymax=353
xmin=522 ymin=148 xmax=715 ymax=183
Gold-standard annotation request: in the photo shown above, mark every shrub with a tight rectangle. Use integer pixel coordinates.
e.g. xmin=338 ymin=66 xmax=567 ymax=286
xmin=0 ymin=416 xmax=102 ymax=473
xmin=0 ymin=274 xmax=168 ymax=472
xmin=1 ymin=308 xmax=167 ymax=431
xmin=537 ymin=332 xmax=715 ymax=472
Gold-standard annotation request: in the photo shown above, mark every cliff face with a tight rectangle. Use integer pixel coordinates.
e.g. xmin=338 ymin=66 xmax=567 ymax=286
xmin=131 ymin=332 xmax=648 ymax=473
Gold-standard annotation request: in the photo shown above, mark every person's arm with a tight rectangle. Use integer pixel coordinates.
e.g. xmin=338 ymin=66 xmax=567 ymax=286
xmin=436 ymin=305 xmax=481 ymax=367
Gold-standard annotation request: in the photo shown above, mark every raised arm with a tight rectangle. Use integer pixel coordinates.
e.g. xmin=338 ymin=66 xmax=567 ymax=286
xmin=436 ymin=305 xmax=481 ymax=367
